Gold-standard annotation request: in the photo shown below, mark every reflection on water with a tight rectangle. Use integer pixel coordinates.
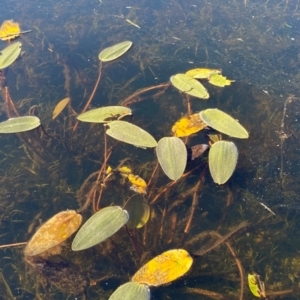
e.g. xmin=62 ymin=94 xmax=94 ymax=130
xmin=1 ymin=0 xmax=300 ymax=299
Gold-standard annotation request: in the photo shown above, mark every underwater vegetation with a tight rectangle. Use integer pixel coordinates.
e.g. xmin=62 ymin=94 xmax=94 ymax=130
xmin=1 ymin=0 xmax=300 ymax=299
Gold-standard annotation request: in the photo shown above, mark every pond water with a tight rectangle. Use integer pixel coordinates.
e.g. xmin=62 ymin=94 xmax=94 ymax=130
xmin=1 ymin=0 xmax=300 ymax=299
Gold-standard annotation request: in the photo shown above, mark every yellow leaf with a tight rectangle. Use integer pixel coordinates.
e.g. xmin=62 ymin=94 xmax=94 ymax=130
xmin=172 ymin=113 xmax=207 ymax=137
xmin=118 ymin=166 xmax=132 ymax=176
xmin=52 ymin=97 xmax=70 ymax=119
xmin=132 ymin=249 xmax=193 ymax=286
xmin=0 ymin=20 xmax=21 ymax=41
xmin=24 ymin=210 xmax=82 ymax=257
xmin=186 ymin=68 xmax=221 ymax=79
xmin=128 ymin=174 xmax=147 ymax=195
xmin=248 ymin=273 xmax=266 ymax=298
xmin=106 ymin=165 xmax=113 ymax=175
xmin=208 ymin=73 xmax=235 ymax=87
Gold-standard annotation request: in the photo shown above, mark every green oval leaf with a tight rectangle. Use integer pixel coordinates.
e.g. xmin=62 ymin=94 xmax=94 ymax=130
xmin=99 ymin=41 xmax=133 ymax=62
xmin=124 ymin=195 xmax=150 ymax=229
xmin=0 ymin=116 xmax=41 ymax=133
xmin=0 ymin=41 xmax=22 ymax=69
xmin=199 ymin=109 xmax=249 ymax=139
xmin=109 ymin=282 xmax=150 ymax=300
xmin=170 ymin=73 xmax=209 ymax=99
xmin=208 ymin=140 xmax=238 ymax=184
xmin=156 ymin=137 xmax=187 ymax=180
xmin=77 ymin=106 xmax=132 ymax=123
xmin=106 ymin=120 xmax=158 ymax=148
xmin=71 ymin=206 xmax=129 ymax=251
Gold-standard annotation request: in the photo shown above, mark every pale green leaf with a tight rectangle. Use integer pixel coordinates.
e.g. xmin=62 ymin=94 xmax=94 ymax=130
xmin=77 ymin=106 xmax=132 ymax=123
xmin=208 ymin=140 xmax=238 ymax=184
xmin=170 ymin=73 xmax=209 ymax=99
xmin=199 ymin=108 xmax=249 ymax=139
xmin=109 ymin=282 xmax=150 ymax=300
xmin=106 ymin=120 xmax=157 ymax=148
xmin=71 ymin=206 xmax=129 ymax=251
xmin=0 ymin=41 xmax=22 ymax=69
xmin=0 ymin=116 xmax=40 ymax=133
xmin=156 ymin=137 xmax=187 ymax=180
xmin=99 ymin=41 xmax=133 ymax=62
xmin=124 ymin=195 xmax=150 ymax=229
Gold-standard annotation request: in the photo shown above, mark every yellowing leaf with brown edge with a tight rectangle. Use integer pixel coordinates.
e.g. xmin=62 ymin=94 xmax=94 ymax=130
xmin=208 ymin=73 xmax=235 ymax=87
xmin=172 ymin=113 xmax=207 ymax=137
xmin=186 ymin=68 xmax=221 ymax=79
xmin=24 ymin=210 xmax=82 ymax=257
xmin=0 ymin=20 xmax=21 ymax=41
xmin=52 ymin=97 xmax=70 ymax=119
xmin=128 ymin=174 xmax=147 ymax=195
xmin=131 ymin=249 xmax=193 ymax=287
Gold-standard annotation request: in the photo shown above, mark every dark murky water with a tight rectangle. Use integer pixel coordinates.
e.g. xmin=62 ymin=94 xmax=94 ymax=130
xmin=1 ymin=0 xmax=300 ymax=299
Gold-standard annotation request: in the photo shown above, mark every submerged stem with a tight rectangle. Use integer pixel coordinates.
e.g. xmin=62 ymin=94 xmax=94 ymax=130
xmin=73 ymin=61 xmax=103 ymax=133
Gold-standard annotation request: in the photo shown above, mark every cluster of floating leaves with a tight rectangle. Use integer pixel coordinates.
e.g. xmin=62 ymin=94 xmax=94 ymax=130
xmin=0 ymin=29 xmax=253 ymax=299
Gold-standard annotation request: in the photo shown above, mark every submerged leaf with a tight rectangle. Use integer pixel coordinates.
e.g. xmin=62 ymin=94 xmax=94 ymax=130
xmin=118 ymin=166 xmax=133 ymax=176
xmin=106 ymin=120 xmax=157 ymax=148
xmin=190 ymin=144 xmax=209 ymax=160
xmin=124 ymin=195 xmax=150 ymax=228
xmin=109 ymin=282 xmax=150 ymax=300
xmin=156 ymin=137 xmax=187 ymax=181
xmin=128 ymin=174 xmax=147 ymax=195
xmin=52 ymin=97 xmax=70 ymax=119
xmin=0 ymin=116 xmax=40 ymax=133
xmin=172 ymin=113 xmax=207 ymax=137
xmin=0 ymin=41 xmax=22 ymax=69
xmin=24 ymin=210 xmax=82 ymax=257
xmin=132 ymin=249 xmax=193 ymax=287
xmin=208 ymin=133 xmax=222 ymax=144
xmin=170 ymin=73 xmax=209 ymax=99
xmin=0 ymin=20 xmax=21 ymax=41
xmin=77 ymin=106 xmax=132 ymax=123
xmin=248 ymin=273 xmax=266 ymax=298
xmin=72 ymin=206 xmax=129 ymax=251
xmin=208 ymin=73 xmax=234 ymax=87
xmin=186 ymin=68 xmax=221 ymax=79
xmin=99 ymin=41 xmax=133 ymax=62
xmin=208 ymin=140 xmax=238 ymax=184
xmin=200 ymin=109 xmax=249 ymax=139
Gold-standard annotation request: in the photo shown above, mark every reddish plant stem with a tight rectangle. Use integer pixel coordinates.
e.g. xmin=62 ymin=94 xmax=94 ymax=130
xmin=120 ymin=82 xmax=170 ymax=107
xmin=184 ymin=167 xmax=206 ymax=233
xmin=73 ymin=61 xmax=103 ymax=132
xmin=0 ymin=241 xmax=27 ymax=249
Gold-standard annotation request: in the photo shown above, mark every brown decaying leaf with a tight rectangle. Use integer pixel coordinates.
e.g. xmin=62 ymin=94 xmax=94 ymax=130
xmin=190 ymin=144 xmax=209 ymax=160
xmin=24 ymin=210 xmax=82 ymax=257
